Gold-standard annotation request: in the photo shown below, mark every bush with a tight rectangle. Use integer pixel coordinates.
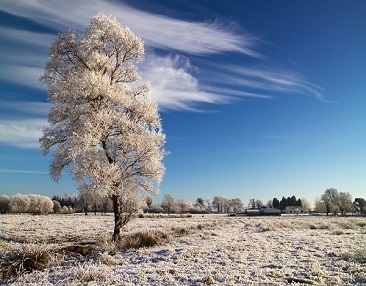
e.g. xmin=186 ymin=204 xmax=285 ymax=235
xmin=0 ymin=242 xmax=57 ymax=280
xmin=53 ymin=200 xmax=62 ymax=213
xmin=0 ymin=195 xmax=10 ymax=214
xmin=119 ymin=230 xmax=169 ymax=250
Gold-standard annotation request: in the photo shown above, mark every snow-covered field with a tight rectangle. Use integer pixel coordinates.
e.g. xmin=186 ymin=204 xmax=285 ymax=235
xmin=1 ymin=213 xmax=365 ymax=285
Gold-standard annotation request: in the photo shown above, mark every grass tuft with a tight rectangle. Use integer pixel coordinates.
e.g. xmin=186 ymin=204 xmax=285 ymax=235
xmin=0 ymin=242 xmax=58 ymax=280
xmin=119 ymin=230 xmax=169 ymax=250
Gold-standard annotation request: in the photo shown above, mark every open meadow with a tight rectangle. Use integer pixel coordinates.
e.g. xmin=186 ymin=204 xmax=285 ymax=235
xmin=1 ymin=213 xmax=365 ymax=285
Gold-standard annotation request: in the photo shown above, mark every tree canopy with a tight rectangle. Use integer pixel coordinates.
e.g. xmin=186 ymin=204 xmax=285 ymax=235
xmin=40 ymin=13 xmax=166 ymax=241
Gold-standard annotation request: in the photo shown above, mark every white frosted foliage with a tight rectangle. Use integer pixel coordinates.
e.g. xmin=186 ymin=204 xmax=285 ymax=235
xmin=40 ymin=13 xmax=166 ymax=200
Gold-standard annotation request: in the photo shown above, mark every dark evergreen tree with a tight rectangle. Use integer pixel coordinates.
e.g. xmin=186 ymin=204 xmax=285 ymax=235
xmin=280 ymin=197 xmax=287 ymax=212
xmin=297 ymin=198 xmax=302 ymax=207
xmin=272 ymin=197 xmax=280 ymax=209
xmin=290 ymin=195 xmax=297 ymax=206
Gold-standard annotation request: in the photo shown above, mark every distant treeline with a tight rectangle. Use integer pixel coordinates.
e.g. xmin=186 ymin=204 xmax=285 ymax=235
xmin=271 ymin=195 xmax=303 ymax=212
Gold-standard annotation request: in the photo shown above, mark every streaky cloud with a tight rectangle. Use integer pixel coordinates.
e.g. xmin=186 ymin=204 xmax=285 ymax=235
xmin=0 ymin=100 xmax=51 ymax=117
xmin=0 ymin=119 xmax=47 ymax=149
xmin=202 ymin=63 xmax=333 ymax=103
xmin=1 ymin=0 xmax=259 ymax=56
xmin=0 ymin=168 xmax=47 ymax=174
xmin=142 ymin=54 xmax=227 ymax=111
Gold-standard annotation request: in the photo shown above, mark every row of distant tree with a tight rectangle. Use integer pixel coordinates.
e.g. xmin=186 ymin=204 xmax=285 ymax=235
xmin=145 ymin=190 xmax=365 ymax=215
xmin=315 ymin=188 xmax=365 ymax=215
xmin=1 ymin=188 xmax=364 ymax=216
xmin=0 ymin=194 xmax=55 ymax=215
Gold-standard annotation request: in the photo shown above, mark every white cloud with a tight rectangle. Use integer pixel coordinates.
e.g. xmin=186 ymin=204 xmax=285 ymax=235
xmin=142 ymin=55 xmax=226 ymax=111
xmin=201 ymin=64 xmax=333 ymax=102
xmin=0 ymin=65 xmax=45 ymax=90
xmin=0 ymin=100 xmax=51 ymax=117
xmin=0 ymin=169 xmax=47 ymax=174
xmin=0 ymin=119 xmax=47 ymax=149
xmin=1 ymin=0 xmax=259 ymax=56
xmin=0 ymin=0 xmax=262 ymax=110
xmin=0 ymin=0 xmax=329 ymax=117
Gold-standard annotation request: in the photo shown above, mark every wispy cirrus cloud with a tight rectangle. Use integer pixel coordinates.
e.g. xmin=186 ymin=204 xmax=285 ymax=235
xmin=1 ymin=0 xmax=259 ymax=57
xmin=0 ymin=0 xmax=330 ymax=150
xmin=0 ymin=119 xmax=46 ymax=148
xmin=0 ymin=168 xmax=47 ymax=174
xmin=200 ymin=63 xmax=335 ymax=103
xmin=1 ymin=0 xmax=261 ymax=111
xmin=142 ymin=55 xmax=229 ymax=111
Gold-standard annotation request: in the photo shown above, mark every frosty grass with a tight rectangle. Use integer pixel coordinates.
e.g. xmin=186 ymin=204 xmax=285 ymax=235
xmin=1 ymin=213 xmax=365 ymax=285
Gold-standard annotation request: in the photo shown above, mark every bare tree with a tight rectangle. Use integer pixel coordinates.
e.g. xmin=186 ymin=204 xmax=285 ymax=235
xmin=249 ymin=198 xmax=256 ymax=209
xmin=162 ymin=194 xmax=176 ymax=214
xmin=40 ymin=13 xmax=166 ymax=241
xmin=314 ymin=196 xmax=326 ymax=213
xmin=255 ymin=199 xmax=263 ymax=208
xmin=300 ymin=197 xmax=311 ymax=212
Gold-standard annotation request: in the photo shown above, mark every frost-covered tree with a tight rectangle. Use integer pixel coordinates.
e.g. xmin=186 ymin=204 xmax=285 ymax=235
xmin=176 ymin=199 xmax=192 ymax=214
xmin=10 ymin=194 xmax=30 ymax=213
xmin=229 ymin=198 xmax=243 ymax=213
xmin=321 ymin=188 xmax=339 ymax=215
xmin=212 ymin=196 xmax=224 ymax=212
xmin=354 ymin=198 xmax=366 ymax=214
xmin=300 ymin=197 xmax=311 ymax=212
xmin=0 ymin=195 xmax=10 ymax=214
xmin=40 ymin=13 xmax=166 ymax=241
xmin=28 ymin=194 xmax=54 ymax=215
xmin=145 ymin=195 xmax=153 ymax=208
xmin=53 ymin=200 xmax=62 ymax=213
xmin=161 ymin=194 xmax=176 ymax=214
xmin=314 ymin=196 xmax=326 ymax=213
xmin=337 ymin=192 xmax=352 ymax=215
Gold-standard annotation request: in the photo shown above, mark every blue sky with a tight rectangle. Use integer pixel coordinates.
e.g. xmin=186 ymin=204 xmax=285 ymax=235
xmin=1 ymin=0 xmax=365 ymax=206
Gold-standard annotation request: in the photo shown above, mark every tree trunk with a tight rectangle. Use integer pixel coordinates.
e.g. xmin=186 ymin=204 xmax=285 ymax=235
xmin=112 ymin=194 xmax=122 ymax=242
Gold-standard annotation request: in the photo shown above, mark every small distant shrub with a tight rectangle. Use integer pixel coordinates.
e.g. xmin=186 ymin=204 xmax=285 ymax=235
xmin=61 ymin=206 xmax=74 ymax=214
xmin=343 ymin=247 xmax=366 ymax=263
xmin=202 ymin=271 xmax=215 ymax=285
xmin=74 ymin=262 xmax=107 ymax=283
xmin=357 ymin=222 xmax=366 ymax=228
xmin=95 ymin=233 xmax=116 ymax=255
xmin=338 ymin=221 xmax=354 ymax=230
xmin=98 ymin=252 xmax=118 ymax=265
xmin=119 ymin=230 xmax=169 ymax=250
xmin=332 ymin=229 xmax=344 ymax=235
xmin=258 ymin=223 xmax=276 ymax=232
xmin=309 ymin=224 xmax=317 ymax=230
xmin=53 ymin=200 xmax=62 ymax=213
xmin=171 ymin=227 xmax=190 ymax=237
xmin=197 ymin=224 xmax=204 ymax=230
xmin=0 ymin=195 xmax=10 ymax=214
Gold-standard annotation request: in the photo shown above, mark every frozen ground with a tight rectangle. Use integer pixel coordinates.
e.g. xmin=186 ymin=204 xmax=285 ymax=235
xmin=1 ymin=213 xmax=365 ymax=285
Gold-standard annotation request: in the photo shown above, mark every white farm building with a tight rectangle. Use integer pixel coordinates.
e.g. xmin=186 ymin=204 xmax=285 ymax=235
xmin=285 ymin=206 xmax=308 ymax=214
